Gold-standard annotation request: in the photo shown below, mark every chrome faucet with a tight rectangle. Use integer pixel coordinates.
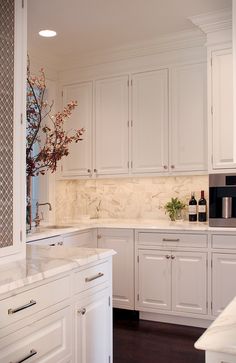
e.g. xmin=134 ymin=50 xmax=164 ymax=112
xmin=34 ymin=202 xmax=52 ymax=227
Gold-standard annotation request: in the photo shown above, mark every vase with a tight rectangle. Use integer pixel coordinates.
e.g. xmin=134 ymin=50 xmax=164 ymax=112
xmin=26 ymin=175 xmax=32 ymax=233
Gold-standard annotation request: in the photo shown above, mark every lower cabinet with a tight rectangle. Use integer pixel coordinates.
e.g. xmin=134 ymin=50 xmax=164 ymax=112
xmin=0 ymin=256 xmax=113 ymax=363
xmin=212 ymin=253 xmax=236 ymax=316
xmin=206 ymin=351 xmax=236 ymax=363
xmin=0 ymin=306 xmax=72 ymax=363
xmin=137 ymin=249 xmax=207 ymax=315
xmin=63 ymin=229 xmax=97 ymax=248
xmin=97 ymin=228 xmax=134 ymax=309
xmin=75 ymin=288 xmax=111 ymax=363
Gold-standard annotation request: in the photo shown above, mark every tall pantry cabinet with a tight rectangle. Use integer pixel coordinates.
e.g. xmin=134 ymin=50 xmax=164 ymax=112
xmin=0 ymin=0 xmax=27 ymax=261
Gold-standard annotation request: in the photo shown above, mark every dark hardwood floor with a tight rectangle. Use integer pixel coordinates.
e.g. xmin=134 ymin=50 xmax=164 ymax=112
xmin=113 ymin=310 xmax=205 ymax=363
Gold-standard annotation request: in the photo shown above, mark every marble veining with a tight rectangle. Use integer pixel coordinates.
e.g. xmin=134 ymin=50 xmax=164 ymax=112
xmin=0 ymin=245 xmax=115 ymax=296
xmin=55 ymin=175 xmax=208 ymax=222
xmin=195 ymin=296 xmax=236 ymax=355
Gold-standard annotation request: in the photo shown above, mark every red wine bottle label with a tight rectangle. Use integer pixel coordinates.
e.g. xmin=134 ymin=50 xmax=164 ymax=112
xmin=189 ymin=205 xmax=197 ymax=215
xmin=198 ymin=205 xmax=206 ymax=213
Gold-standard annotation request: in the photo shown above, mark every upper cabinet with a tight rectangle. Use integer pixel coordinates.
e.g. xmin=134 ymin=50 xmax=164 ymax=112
xmin=94 ymin=76 xmax=129 ymax=176
xmin=61 ymin=82 xmax=93 ymax=178
xmin=131 ymin=69 xmax=169 ymax=174
xmin=60 ymin=61 xmax=207 ymax=179
xmin=170 ymin=63 xmax=207 ymax=172
xmin=0 ymin=0 xmax=27 ymax=261
xmin=210 ymin=48 xmax=235 ymax=170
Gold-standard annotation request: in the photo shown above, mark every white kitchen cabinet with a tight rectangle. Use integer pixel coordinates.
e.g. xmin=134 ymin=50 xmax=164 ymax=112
xmin=0 ymin=306 xmax=72 ymax=363
xmin=75 ymin=288 xmax=111 ymax=363
xmin=63 ymin=229 xmax=97 ymax=248
xmin=131 ymin=69 xmax=169 ymax=173
xmin=138 ymin=249 xmax=171 ymax=311
xmin=172 ymin=251 xmax=207 ymax=314
xmin=212 ymin=253 xmax=236 ymax=316
xmin=137 ymin=249 xmax=207 ymax=315
xmin=170 ymin=63 xmax=207 ymax=172
xmin=211 ymin=48 xmax=235 ymax=170
xmin=206 ymin=351 xmax=236 ymax=363
xmin=94 ymin=75 xmax=129 ymax=176
xmin=61 ymin=82 xmax=93 ymax=178
xmin=97 ymin=228 xmax=134 ymax=309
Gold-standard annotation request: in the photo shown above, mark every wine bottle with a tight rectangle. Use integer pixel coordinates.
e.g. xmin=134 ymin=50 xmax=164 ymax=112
xmin=189 ymin=192 xmax=197 ymax=222
xmin=198 ymin=190 xmax=207 ymax=222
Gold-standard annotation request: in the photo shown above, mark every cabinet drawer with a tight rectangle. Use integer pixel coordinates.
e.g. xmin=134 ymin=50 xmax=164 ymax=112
xmin=137 ymin=231 xmax=207 ymax=248
xmin=212 ymin=234 xmax=236 ymax=249
xmin=74 ymin=262 xmax=109 ymax=293
xmin=0 ymin=306 xmax=71 ymax=363
xmin=0 ymin=275 xmax=70 ymax=328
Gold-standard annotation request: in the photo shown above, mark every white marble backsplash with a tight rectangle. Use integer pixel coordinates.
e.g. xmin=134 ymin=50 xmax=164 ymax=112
xmin=55 ymin=175 xmax=208 ymax=223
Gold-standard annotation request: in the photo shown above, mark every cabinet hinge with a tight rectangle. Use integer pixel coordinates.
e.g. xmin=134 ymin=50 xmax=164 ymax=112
xmin=22 ymin=0 xmax=24 ymax=8
xmin=108 ymin=296 xmax=111 ymax=306
xmin=210 ymin=57 xmax=213 ymax=67
xmin=211 ymin=301 xmax=213 ymax=311
xmin=137 ymin=255 xmax=139 ymax=263
xmin=109 ymin=355 xmax=111 ymax=363
xmin=131 ymin=120 xmax=133 ymax=127
xmin=127 ymin=161 xmax=129 ymax=168
xmin=211 ymin=106 xmax=213 ymax=115
xmin=131 ymin=161 xmax=133 ymax=168
xmin=20 ymin=230 xmax=23 ymax=242
xmin=61 ymin=165 xmax=63 ymax=172
xmin=137 ymin=294 xmax=139 ymax=301
xmin=131 ymin=79 xmax=133 ymax=86
xmin=20 ymin=113 xmax=23 ymax=125
xmin=206 ymin=301 xmax=208 ymax=309
xmin=62 ymin=91 xmax=63 ymax=97
xmin=127 ymin=79 xmax=129 ymax=87
xmin=127 ymin=120 xmax=129 ymax=127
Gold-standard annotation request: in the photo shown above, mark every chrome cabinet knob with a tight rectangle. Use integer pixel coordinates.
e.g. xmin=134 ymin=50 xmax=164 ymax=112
xmin=94 ymin=168 xmax=97 ymax=173
xmin=171 ymin=165 xmax=175 ymax=169
xmin=171 ymin=255 xmax=175 ymax=259
xmin=166 ymin=255 xmax=170 ymax=259
xmin=163 ymin=165 xmax=168 ymax=170
xmin=78 ymin=307 xmax=86 ymax=315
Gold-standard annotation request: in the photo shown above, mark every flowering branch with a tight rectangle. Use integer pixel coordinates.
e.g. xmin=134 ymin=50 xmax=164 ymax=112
xmin=26 ymin=63 xmax=85 ymax=177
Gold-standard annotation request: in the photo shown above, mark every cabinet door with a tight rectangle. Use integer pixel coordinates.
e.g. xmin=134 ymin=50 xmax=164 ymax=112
xmin=211 ymin=49 xmax=235 ymax=169
xmin=61 ymin=82 xmax=93 ymax=177
xmin=137 ymin=249 xmax=171 ymax=311
xmin=97 ymin=228 xmax=134 ymax=309
xmin=172 ymin=252 xmax=207 ymax=314
xmin=170 ymin=63 xmax=207 ymax=172
xmin=63 ymin=229 xmax=97 ymax=248
xmin=95 ymin=75 xmax=129 ymax=175
xmin=131 ymin=69 xmax=169 ymax=173
xmin=212 ymin=253 xmax=236 ymax=316
xmin=0 ymin=306 xmax=72 ymax=363
xmin=76 ymin=288 xmax=111 ymax=363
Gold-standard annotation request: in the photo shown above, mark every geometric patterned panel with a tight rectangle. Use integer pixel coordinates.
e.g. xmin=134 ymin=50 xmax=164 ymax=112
xmin=0 ymin=0 xmax=14 ymax=248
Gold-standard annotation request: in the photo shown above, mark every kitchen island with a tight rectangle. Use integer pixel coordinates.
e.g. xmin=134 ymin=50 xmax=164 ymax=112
xmin=0 ymin=244 xmax=115 ymax=363
xmin=195 ymin=296 xmax=236 ymax=363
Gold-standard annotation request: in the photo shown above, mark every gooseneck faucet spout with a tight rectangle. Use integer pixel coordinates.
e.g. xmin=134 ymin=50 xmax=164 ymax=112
xmin=34 ymin=202 xmax=52 ymax=227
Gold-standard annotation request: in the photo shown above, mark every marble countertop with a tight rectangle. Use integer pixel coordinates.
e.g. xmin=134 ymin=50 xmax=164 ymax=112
xmin=0 ymin=244 xmax=115 ymax=296
xmin=195 ymin=296 xmax=236 ymax=355
xmin=26 ymin=218 xmax=236 ymax=242
xmin=27 ymin=219 xmax=212 ymax=242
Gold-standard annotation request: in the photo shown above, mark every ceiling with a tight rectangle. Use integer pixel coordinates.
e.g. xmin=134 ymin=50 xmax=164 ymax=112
xmin=27 ymin=0 xmax=232 ymax=70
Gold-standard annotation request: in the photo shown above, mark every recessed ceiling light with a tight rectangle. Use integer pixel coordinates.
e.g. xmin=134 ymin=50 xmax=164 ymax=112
xmin=39 ymin=30 xmax=57 ymax=38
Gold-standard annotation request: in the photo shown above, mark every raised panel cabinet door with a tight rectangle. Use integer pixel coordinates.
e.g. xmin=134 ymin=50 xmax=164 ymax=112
xmin=212 ymin=253 xmax=236 ymax=316
xmin=75 ymin=288 xmax=111 ymax=363
xmin=61 ymin=82 xmax=93 ymax=177
xmin=63 ymin=230 xmax=97 ymax=248
xmin=131 ymin=69 xmax=169 ymax=173
xmin=211 ymin=49 xmax=235 ymax=169
xmin=137 ymin=249 xmax=171 ymax=311
xmin=95 ymin=75 xmax=129 ymax=175
xmin=97 ymin=228 xmax=134 ymax=309
xmin=170 ymin=63 xmax=207 ymax=172
xmin=171 ymin=252 xmax=207 ymax=315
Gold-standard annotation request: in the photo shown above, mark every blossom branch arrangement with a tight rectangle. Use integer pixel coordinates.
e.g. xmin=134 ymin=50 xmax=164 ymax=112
xmin=26 ymin=62 xmax=85 ymax=177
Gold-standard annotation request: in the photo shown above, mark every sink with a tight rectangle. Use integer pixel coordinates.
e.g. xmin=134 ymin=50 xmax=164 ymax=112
xmin=45 ymin=225 xmax=73 ymax=229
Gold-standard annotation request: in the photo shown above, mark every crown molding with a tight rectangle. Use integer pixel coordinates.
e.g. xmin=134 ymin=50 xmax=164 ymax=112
xmin=30 ymin=28 xmax=206 ymax=72
xmin=189 ymin=8 xmax=232 ymax=34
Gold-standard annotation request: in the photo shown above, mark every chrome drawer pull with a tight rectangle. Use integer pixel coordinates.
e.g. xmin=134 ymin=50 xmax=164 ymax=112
xmin=162 ymin=238 xmax=180 ymax=242
xmin=10 ymin=349 xmax=37 ymax=363
xmin=8 ymin=300 xmax=36 ymax=315
xmin=85 ymin=272 xmax=104 ymax=282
